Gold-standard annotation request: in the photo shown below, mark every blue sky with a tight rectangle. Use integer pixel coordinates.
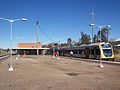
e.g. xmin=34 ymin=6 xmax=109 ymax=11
xmin=0 ymin=0 xmax=120 ymax=48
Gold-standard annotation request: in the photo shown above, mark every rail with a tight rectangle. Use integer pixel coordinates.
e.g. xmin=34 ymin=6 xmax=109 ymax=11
xmin=0 ymin=54 xmax=10 ymax=60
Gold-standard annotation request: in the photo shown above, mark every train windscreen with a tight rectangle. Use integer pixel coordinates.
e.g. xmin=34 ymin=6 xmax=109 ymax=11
xmin=101 ymin=44 xmax=112 ymax=57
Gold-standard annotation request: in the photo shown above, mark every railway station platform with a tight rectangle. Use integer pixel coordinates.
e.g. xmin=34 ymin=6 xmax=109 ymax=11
xmin=0 ymin=55 xmax=120 ymax=90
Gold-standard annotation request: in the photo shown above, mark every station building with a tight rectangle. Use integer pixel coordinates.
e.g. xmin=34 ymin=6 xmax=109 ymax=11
xmin=12 ymin=42 xmax=49 ymax=55
xmin=110 ymin=38 xmax=120 ymax=49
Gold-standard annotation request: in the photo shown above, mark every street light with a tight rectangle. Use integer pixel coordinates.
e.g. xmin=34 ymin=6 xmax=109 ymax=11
xmin=57 ymin=40 xmax=60 ymax=60
xmin=36 ymin=20 xmax=39 ymax=55
xmin=16 ymin=36 xmax=24 ymax=59
xmin=89 ymin=24 xmax=111 ymax=42
xmin=0 ymin=17 xmax=27 ymax=71
xmin=89 ymin=24 xmax=111 ymax=68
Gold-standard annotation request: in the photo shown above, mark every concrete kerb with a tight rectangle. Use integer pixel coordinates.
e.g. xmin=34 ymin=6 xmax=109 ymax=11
xmin=60 ymin=56 xmax=120 ymax=66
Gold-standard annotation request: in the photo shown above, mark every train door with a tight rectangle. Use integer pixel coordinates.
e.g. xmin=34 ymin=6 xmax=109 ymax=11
xmin=89 ymin=47 xmax=92 ymax=58
xmin=94 ymin=47 xmax=97 ymax=59
xmin=85 ymin=48 xmax=89 ymax=58
xmin=79 ymin=49 xmax=84 ymax=58
xmin=94 ymin=46 xmax=100 ymax=59
xmin=96 ymin=47 xmax=100 ymax=59
xmin=91 ymin=47 xmax=94 ymax=58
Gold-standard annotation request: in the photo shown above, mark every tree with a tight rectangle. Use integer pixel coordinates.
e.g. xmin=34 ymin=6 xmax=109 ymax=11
xmin=61 ymin=43 xmax=68 ymax=47
xmin=93 ymin=34 xmax=98 ymax=43
xmin=80 ymin=31 xmax=91 ymax=44
xmin=42 ymin=45 xmax=48 ymax=48
xmin=97 ymin=26 xmax=111 ymax=42
xmin=7 ymin=48 xmax=10 ymax=52
xmin=74 ymin=42 xmax=81 ymax=46
xmin=47 ymin=43 xmax=53 ymax=48
xmin=54 ymin=43 xmax=58 ymax=47
xmin=67 ymin=38 xmax=72 ymax=46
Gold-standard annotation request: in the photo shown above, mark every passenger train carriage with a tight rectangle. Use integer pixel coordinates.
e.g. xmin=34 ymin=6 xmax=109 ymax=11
xmin=60 ymin=42 xmax=114 ymax=60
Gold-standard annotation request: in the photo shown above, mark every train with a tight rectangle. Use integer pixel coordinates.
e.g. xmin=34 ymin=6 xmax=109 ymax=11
xmin=60 ymin=42 xmax=114 ymax=61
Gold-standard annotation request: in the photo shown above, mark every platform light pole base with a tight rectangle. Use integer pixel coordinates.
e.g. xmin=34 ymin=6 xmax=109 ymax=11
xmin=99 ymin=64 xmax=104 ymax=68
xmin=8 ymin=65 xmax=13 ymax=72
xmin=16 ymin=57 xmax=18 ymax=60
xmin=53 ymin=56 xmax=55 ymax=58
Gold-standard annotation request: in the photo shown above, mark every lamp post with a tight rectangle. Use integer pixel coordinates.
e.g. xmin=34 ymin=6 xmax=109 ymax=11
xmin=99 ymin=26 xmax=104 ymax=67
xmin=16 ymin=36 xmax=24 ymax=59
xmin=0 ymin=17 xmax=27 ymax=71
xmin=90 ymin=9 xmax=96 ymax=43
xmin=53 ymin=46 xmax=55 ymax=58
xmin=57 ymin=40 xmax=60 ymax=60
xmin=36 ymin=20 xmax=39 ymax=55
xmin=89 ymin=24 xmax=111 ymax=68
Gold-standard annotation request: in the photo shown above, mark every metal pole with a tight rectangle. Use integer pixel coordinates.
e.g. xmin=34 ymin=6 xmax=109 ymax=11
xmin=57 ymin=41 xmax=60 ymax=59
xmin=91 ymin=9 xmax=95 ymax=43
xmin=10 ymin=22 xmax=13 ymax=65
xmin=92 ymin=14 xmax=94 ymax=43
xmin=99 ymin=28 xmax=104 ymax=67
xmin=53 ymin=47 xmax=55 ymax=58
xmin=107 ymin=31 xmax=108 ymax=42
xmin=8 ymin=21 xmax=13 ymax=71
xmin=16 ymin=38 xmax=19 ymax=60
xmin=36 ymin=21 xmax=39 ymax=55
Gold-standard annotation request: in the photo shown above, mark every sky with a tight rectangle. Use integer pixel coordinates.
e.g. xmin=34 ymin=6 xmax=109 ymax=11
xmin=0 ymin=0 xmax=120 ymax=48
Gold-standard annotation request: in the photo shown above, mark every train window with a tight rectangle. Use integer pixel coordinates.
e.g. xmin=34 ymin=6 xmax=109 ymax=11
xmin=103 ymin=49 xmax=112 ymax=57
xmin=101 ymin=44 xmax=111 ymax=48
xmin=91 ymin=49 xmax=94 ymax=55
xmin=96 ymin=49 xmax=100 ymax=55
xmin=67 ymin=50 xmax=69 ymax=54
xmin=73 ymin=50 xmax=78 ymax=54
xmin=79 ymin=49 xmax=82 ymax=54
xmin=64 ymin=50 xmax=69 ymax=54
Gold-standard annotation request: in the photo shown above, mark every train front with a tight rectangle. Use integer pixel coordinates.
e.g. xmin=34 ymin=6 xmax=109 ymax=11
xmin=100 ymin=43 xmax=114 ymax=60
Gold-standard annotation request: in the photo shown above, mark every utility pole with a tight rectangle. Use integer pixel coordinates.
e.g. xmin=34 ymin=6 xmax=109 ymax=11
xmin=57 ymin=40 xmax=60 ymax=59
xmin=36 ymin=20 xmax=39 ymax=55
xmin=90 ymin=9 xmax=96 ymax=43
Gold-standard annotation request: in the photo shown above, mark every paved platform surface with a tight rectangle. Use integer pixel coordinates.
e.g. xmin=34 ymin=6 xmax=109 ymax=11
xmin=0 ymin=55 xmax=120 ymax=90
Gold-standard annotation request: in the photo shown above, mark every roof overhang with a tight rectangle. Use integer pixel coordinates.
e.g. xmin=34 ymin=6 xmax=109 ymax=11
xmin=110 ymin=38 xmax=120 ymax=42
xmin=116 ymin=44 xmax=120 ymax=47
xmin=12 ymin=48 xmax=49 ymax=50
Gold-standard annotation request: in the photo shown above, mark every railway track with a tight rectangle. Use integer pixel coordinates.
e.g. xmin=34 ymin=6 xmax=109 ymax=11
xmin=0 ymin=54 xmax=10 ymax=61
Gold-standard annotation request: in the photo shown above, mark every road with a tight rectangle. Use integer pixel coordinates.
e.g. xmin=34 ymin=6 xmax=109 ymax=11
xmin=0 ymin=55 xmax=120 ymax=90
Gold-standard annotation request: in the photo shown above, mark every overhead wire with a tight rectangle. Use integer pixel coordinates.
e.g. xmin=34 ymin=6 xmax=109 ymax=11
xmin=38 ymin=25 xmax=54 ymax=42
